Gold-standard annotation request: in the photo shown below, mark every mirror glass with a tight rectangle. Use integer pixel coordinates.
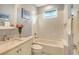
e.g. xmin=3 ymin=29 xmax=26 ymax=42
xmin=0 ymin=14 xmax=10 ymax=26
xmin=0 ymin=4 xmax=16 ymax=28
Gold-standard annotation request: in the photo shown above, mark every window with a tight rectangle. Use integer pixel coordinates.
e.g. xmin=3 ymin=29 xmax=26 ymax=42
xmin=68 ymin=5 xmax=74 ymax=18
xmin=71 ymin=7 xmax=74 ymax=16
xmin=43 ymin=9 xmax=57 ymax=19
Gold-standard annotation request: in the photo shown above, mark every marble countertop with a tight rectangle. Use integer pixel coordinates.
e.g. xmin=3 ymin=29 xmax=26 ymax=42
xmin=0 ymin=36 xmax=33 ymax=54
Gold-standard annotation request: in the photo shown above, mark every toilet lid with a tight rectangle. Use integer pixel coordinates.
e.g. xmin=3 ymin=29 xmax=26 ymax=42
xmin=32 ymin=44 xmax=43 ymax=49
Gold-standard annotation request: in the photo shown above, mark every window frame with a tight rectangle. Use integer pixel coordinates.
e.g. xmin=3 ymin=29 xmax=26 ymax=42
xmin=43 ymin=8 xmax=58 ymax=19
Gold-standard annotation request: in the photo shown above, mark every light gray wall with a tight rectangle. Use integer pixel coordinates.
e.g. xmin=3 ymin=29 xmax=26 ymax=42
xmin=16 ymin=4 xmax=37 ymax=37
xmin=36 ymin=4 xmax=64 ymax=40
xmin=0 ymin=4 xmax=36 ymax=38
xmin=73 ymin=5 xmax=79 ymax=44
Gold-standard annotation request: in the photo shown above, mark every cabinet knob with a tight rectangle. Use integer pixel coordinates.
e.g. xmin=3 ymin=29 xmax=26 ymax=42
xmin=16 ymin=48 xmax=22 ymax=53
xmin=16 ymin=50 xmax=19 ymax=53
xmin=19 ymin=49 xmax=22 ymax=51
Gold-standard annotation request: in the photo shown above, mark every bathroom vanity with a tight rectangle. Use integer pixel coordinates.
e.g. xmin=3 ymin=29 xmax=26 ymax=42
xmin=0 ymin=36 xmax=33 ymax=55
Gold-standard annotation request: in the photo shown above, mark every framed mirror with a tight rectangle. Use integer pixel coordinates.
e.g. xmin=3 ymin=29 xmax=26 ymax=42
xmin=21 ymin=8 xmax=31 ymax=20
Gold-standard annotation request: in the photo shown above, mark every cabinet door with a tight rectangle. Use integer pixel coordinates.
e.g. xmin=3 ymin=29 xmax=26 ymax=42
xmin=4 ymin=47 xmax=22 ymax=55
xmin=20 ymin=39 xmax=32 ymax=55
xmin=4 ymin=39 xmax=33 ymax=55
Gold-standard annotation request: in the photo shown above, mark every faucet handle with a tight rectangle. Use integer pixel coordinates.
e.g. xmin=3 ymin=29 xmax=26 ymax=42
xmin=2 ymin=35 xmax=7 ymax=41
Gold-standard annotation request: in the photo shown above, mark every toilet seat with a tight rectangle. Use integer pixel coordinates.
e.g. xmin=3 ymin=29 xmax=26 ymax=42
xmin=32 ymin=44 xmax=43 ymax=55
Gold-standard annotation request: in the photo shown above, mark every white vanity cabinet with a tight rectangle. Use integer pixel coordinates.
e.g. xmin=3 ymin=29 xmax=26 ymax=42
xmin=4 ymin=39 xmax=33 ymax=55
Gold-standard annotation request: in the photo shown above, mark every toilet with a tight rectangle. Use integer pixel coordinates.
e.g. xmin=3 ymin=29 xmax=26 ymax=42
xmin=32 ymin=44 xmax=43 ymax=55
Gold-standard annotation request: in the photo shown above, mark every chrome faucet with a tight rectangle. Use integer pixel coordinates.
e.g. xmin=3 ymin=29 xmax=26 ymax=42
xmin=2 ymin=35 xmax=10 ymax=41
xmin=2 ymin=35 xmax=7 ymax=41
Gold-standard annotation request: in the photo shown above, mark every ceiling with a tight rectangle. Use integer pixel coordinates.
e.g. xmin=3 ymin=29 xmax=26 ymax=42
xmin=35 ymin=4 xmax=47 ymax=7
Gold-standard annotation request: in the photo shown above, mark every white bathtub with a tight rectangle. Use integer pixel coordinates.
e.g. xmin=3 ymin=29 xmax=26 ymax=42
xmin=33 ymin=38 xmax=65 ymax=55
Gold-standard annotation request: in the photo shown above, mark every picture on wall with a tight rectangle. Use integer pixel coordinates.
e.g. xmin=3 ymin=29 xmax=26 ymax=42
xmin=21 ymin=8 xmax=31 ymax=20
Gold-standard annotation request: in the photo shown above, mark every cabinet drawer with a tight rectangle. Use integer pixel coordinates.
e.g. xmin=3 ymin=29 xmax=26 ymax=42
xmin=20 ymin=40 xmax=32 ymax=55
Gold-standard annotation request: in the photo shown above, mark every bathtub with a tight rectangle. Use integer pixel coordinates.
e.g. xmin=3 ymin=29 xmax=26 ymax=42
xmin=33 ymin=38 xmax=66 ymax=55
